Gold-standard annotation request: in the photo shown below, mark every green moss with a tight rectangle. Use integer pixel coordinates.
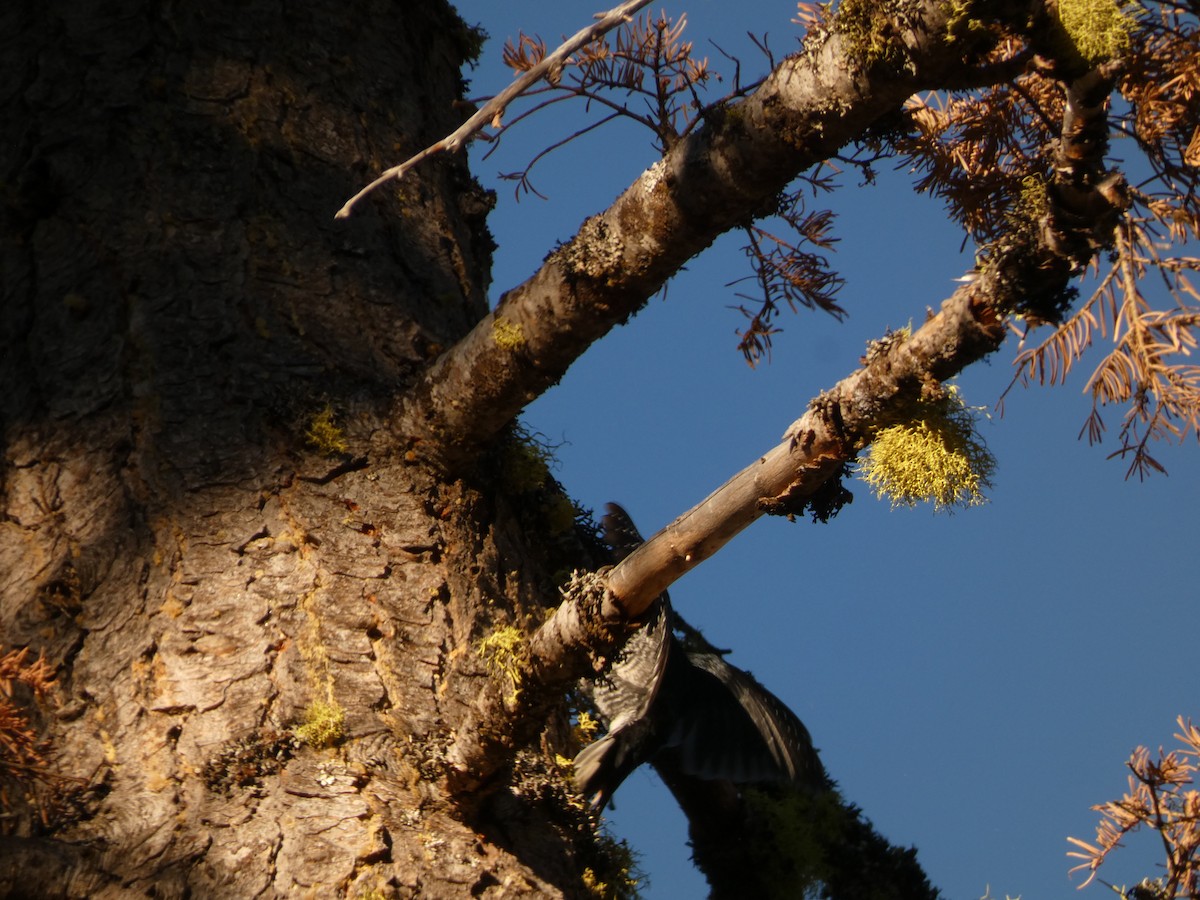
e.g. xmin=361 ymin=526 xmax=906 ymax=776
xmin=741 ymin=787 xmax=940 ymax=898
xmin=543 ymin=494 xmax=579 ymax=536
xmin=1055 ymin=0 xmax=1135 ymax=64
xmin=293 ymin=700 xmax=346 ymax=748
xmin=835 ymin=0 xmax=910 ymax=71
xmin=857 ymin=387 xmax=996 ymax=512
xmin=305 ymin=404 xmax=348 ymax=455
xmin=742 ymin=789 xmax=839 ymax=897
xmin=500 ymin=431 xmax=552 ymax=494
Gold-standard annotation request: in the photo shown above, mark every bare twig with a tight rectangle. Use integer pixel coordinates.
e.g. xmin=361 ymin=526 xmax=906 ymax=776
xmin=335 ymin=0 xmax=654 ymax=219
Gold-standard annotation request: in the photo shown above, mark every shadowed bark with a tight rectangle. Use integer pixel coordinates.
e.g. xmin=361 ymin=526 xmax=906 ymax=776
xmin=0 ymin=1 xmax=611 ymax=895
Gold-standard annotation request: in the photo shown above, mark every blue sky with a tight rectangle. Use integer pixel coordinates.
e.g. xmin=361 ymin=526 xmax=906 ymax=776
xmin=449 ymin=2 xmax=1199 ymax=896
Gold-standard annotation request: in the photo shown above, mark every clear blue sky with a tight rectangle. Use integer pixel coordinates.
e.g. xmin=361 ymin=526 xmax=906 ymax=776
xmin=450 ymin=2 xmax=1199 ymax=896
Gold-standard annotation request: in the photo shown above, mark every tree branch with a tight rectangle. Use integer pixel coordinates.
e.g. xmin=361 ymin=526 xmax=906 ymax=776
xmin=394 ymin=0 xmax=1017 ymax=470
xmin=443 ymin=48 xmax=1136 ymax=796
xmin=443 ymin=281 xmax=1006 ymax=797
xmin=335 ymin=0 xmax=655 ymax=219
xmin=603 ymin=285 xmax=1004 ymax=617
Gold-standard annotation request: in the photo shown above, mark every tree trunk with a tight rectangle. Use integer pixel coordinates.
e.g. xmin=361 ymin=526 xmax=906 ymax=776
xmin=1 ymin=1 xmax=612 ymax=895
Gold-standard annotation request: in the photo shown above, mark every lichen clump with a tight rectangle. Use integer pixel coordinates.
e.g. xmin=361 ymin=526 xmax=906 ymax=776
xmin=305 ymin=404 xmax=348 ymax=455
xmin=857 ymin=389 xmax=995 ymax=512
xmin=835 ymin=0 xmax=910 ymax=72
xmin=574 ymin=710 xmax=601 ymax=746
xmin=497 ymin=427 xmax=580 ymax=537
xmin=1055 ymin=0 xmax=1135 ymax=65
xmin=492 ymin=317 xmax=525 ymax=350
xmin=293 ymin=699 xmax=346 ymax=748
xmin=500 ymin=430 xmax=553 ymax=493
xmin=476 ymin=626 xmax=528 ymax=704
xmin=583 ymin=833 xmax=643 ymax=900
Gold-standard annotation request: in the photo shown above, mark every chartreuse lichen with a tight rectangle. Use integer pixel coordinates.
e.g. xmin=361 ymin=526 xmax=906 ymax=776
xmin=1055 ymin=0 xmax=1135 ymax=65
xmin=476 ymin=626 xmax=527 ymax=704
xmin=583 ymin=832 xmax=643 ymax=900
xmin=305 ymin=404 xmax=348 ymax=455
xmin=574 ymin=710 xmax=601 ymax=745
xmin=492 ymin=316 xmax=525 ymax=350
xmin=857 ymin=386 xmax=996 ymax=512
xmin=294 ymin=699 xmax=346 ymax=748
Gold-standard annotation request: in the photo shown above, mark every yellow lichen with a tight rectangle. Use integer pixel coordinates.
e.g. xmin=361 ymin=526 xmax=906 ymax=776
xmin=574 ymin=710 xmax=601 ymax=745
xmin=492 ymin=317 xmax=525 ymax=350
xmin=1055 ymin=0 xmax=1135 ymax=64
xmin=293 ymin=699 xmax=346 ymax=748
xmin=476 ymin=626 xmax=527 ymax=704
xmin=582 ymin=868 xmax=610 ymax=898
xmin=583 ymin=834 xmax=643 ymax=900
xmin=857 ymin=387 xmax=996 ymax=512
xmin=1014 ymin=174 xmax=1049 ymax=223
xmin=554 ymin=753 xmax=576 ymax=770
xmin=305 ymin=404 xmax=348 ymax=455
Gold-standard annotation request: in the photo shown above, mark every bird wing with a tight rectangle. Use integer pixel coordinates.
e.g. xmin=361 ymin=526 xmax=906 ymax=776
xmin=676 ymin=647 xmax=824 ymax=789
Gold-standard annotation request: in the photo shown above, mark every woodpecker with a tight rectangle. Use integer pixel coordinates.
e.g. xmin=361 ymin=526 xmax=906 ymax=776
xmin=573 ymin=503 xmax=825 ymax=811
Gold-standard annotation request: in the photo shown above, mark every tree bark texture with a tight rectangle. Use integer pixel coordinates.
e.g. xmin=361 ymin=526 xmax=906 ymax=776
xmin=1 ymin=1 xmax=610 ymax=896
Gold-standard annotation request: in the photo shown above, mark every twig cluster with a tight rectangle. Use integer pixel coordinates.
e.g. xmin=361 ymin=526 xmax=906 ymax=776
xmin=0 ymin=648 xmax=58 ymax=829
xmin=335 ymin=0 xmax=656 ymax=218
xmin=1068 ymin=717 xmax=1200 ymax=899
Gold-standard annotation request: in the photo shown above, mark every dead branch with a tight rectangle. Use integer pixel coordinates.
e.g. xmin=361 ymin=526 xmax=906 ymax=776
xmin=335 ymin=0 xmax=654 ymax=219
xmin=601 ymin=282 xmax=1004 ymax=617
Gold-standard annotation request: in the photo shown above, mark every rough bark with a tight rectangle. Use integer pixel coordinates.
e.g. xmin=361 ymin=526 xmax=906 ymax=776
xmin=0 ymin=1 xmax=609 ymax=896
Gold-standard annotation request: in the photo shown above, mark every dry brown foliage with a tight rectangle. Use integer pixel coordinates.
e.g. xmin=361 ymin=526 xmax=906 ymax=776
xmin=1068 ymin=717 xmax=1200 ymax=898
xmin=494 ymin=9 xmax=718 ymax=198
xmin=731 ymin=198 xmax=846 ymax=365
xmin=891 ymin=1 xmax=1200 ymax=477
xmin=0 ymin=647 xmax=58 ymax=828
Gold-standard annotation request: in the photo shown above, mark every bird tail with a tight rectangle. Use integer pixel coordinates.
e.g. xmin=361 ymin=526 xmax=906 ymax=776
xmin=574 ymin=732 xmax=653 ymax=813
xmin=602 ymin=502 xmax=644 ymax=562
